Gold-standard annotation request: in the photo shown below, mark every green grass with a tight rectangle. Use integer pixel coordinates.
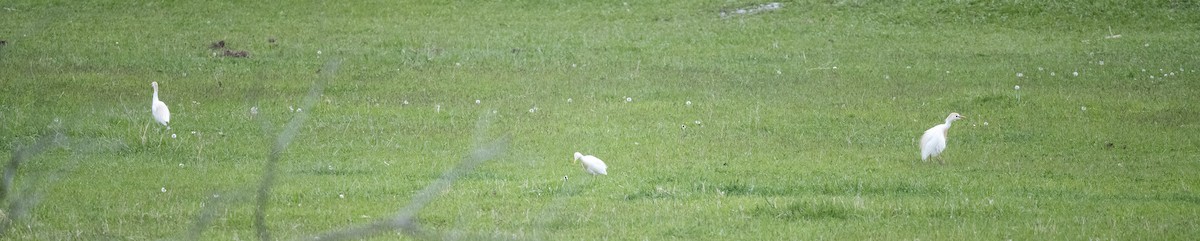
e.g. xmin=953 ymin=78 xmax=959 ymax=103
xmin=2 ymin=0 xmax=1199 ymax=240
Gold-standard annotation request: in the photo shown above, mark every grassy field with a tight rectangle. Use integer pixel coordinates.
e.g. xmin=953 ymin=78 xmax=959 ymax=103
xmin=2 ymin=0 xmax=1199 ymax=240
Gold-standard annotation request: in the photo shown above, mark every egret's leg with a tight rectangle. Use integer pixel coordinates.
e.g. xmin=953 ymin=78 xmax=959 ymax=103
xmin=141 ymin=122 xmax=150 ymax=145
xmin=153 ymin=125 xmax=161 ymax=143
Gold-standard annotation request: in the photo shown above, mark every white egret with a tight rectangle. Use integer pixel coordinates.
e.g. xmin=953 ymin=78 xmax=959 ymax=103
xmin=573 ymin=152 xmax=608 ymax=175
xmin=151 ymin=81 xmax=171 ymax=130
xmin=919 ymin=112 xmax=965 ymax=164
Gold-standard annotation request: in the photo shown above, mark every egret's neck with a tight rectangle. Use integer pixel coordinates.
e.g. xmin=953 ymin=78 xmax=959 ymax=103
xmin=944 ymin=119 xmax=953 ymax=127
xmin=153 ymin=87 xmax=160 ymax=101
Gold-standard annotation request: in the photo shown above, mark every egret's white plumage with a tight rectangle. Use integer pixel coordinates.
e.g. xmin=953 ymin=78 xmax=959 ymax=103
xmin=920 ymin=112 xmax=964 ymax=164
xmin=573 ymin=152 xmax=608 ymax=175
xmin=151 ymin=81 xmax=171 ymax=130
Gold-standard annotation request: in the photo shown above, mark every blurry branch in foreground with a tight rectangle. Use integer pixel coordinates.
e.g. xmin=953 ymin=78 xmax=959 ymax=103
xmin=255 ymin=59 xmax=341 ymax=241
xmin=186 ymin=111 xmax=510 ymax=241
xmin=299 ymin=112 xmax=509 ymax=241
xmin=185 ymin=191 xmax=251 ymax=241
xmin=184 ymin=58 xmax=512 ymax=240
xmin=0 ymin=122 xmax=67 ymax=236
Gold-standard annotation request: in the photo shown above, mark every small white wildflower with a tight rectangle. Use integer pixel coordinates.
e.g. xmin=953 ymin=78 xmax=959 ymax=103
xmin=625 ymin=97 xmax=632 ymax=102
xmin=475 ymin=99 xmax=480 ymax=104
xmin=983 ymin=122 xmax=989 ymax=126
xmin=296 ymin=108 xmax=302 ymax=112
xmin=1072 ymin=71 xmax=1079 ymax=77
xmin=1014 ymin=85 xmax=1020 ymax=90
xmin=1144 ymin=43 xmax=1149 ymax=47
xmin=567 ymin=98 xmax=573 ymax=103
xmin=339 ymin=194 xmax=345 ymax=199
xmin=946 ymin=70 xmax=950 ymax=74
xmin=289 ymin=106 xmax=295 ymax=112
xmin=403 ymin=100 xmax=409 ymax=105
xmin=571 ymin=63 xmax=577 ymax=68
xmin=1038 ymin=67 xmax=1044 ymax=71
xmin=685 ymin=100 xmax=692 ymax=106
xmin=161 ymin=187 xmax=167 ymax=193
xmin=1098 ymin=60 xmax=1105 ymax=65
xmin=694 ymin=120 xmax=702 ymax=125
xmin=1016 ymin=73 xmax=1024 ymax=77
xmin=171 ymin=134 xmax=177 ymax=139
xmin=906 ymin=66 xmax=911 ymax=69
xmin=1081 ymin=106 xmax=1087 ymax=111
xmin=1050 ymin=72 xmax=1056 ymax=76
xmin=776 ymin=69 xmax=782 ymax=75
xmin=317 ymin=50 xmax=322 ymax=55
xmin=179 ymin=163 xmax=185 ymax=167
xmin=250 ymin=106 xmax=259 ymax=115
xmin=435 ymin=105 xmax=440 ymax=113
xmin=1141 ymin=69 xmax=1147 ymax=72
xmin=455 ymin=62 xmax=461 ymax=66
xmin=832 ymin=66 xmax=838 ymax=69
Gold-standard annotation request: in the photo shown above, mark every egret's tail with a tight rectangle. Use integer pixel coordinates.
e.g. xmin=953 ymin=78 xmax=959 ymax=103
xmin=920 ymin=140 xmax=940 ymax=161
